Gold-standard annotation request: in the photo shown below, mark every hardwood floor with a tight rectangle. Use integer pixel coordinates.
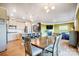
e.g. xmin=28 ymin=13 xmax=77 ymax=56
xmin=58 ymin=40 xmax=79 ymax=56
xmin=0 ymin=39 xmax=78 ymax=56
xmin=0 ymin=39 xmax=28 ymax=56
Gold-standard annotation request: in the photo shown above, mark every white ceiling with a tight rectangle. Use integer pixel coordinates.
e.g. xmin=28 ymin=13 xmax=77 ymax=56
xmin=0 ymin=3 xmax=77 ymax=24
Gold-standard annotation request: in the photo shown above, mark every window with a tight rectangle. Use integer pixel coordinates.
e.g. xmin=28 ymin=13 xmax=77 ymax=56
xmin=59 ymin=25 xmax=68 ymax=33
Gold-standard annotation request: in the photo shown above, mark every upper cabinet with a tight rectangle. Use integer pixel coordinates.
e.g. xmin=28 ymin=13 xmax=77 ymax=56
xmin=0 ymin=7 xmax=7 ymax=20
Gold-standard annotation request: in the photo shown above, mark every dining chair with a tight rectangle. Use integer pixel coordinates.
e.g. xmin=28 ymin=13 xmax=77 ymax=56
xmin=45 ymin=34 xmax=62 ymax=56
xmin=44 ymin=35 xmax=56 ymax=56
xmin=24 ymin=36 xmax=43 ymax=56
xmin=53 ymin=34 xmax=62 ymax=56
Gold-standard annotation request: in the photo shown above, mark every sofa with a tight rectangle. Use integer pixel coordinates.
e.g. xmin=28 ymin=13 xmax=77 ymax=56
xmin=61 ymin=32 xmax=69 ymax=40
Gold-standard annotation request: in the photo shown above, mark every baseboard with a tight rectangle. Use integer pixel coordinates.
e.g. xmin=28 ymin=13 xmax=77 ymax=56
xmin=0 ymin=48 xmax=7 ymax=53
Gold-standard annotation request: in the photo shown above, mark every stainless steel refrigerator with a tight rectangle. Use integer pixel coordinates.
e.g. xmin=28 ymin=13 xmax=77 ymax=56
xmin=0 ymin=20 xmax=7 ymax=52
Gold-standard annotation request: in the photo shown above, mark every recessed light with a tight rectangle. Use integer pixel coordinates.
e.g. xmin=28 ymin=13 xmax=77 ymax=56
xmin=46 ymin=9 xmax=50 ymax=13
xmin=25 ymin=22 xmax=27 ymax=26
xmin=10 ymin=13 xmax=14 ymax=17
xmin=30 ymin=15 xmax=32 ymax=19
xmin=44 ymin=6 xmax=48 ymax=10
xmin=30 ymin=19 xmax=33 ymax=22
xmin=51 ymin=6 xmax=55 ymax=10
xmin=22 ymin=16 xmax=26 ymax=19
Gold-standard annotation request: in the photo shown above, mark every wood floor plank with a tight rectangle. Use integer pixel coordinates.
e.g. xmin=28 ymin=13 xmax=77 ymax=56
xmin=0 ymin=39 xmax=28 ymax=56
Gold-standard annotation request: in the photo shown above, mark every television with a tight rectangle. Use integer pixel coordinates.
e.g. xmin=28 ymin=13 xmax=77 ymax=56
xmin=46 ymin=25 xmax=53 ymax=29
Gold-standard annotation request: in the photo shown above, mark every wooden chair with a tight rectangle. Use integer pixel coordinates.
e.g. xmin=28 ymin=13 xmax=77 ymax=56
xmin=16 ymin=33 xmax=24 ymax=47
xmin=24 ymin=36 xmax=42 ymax=56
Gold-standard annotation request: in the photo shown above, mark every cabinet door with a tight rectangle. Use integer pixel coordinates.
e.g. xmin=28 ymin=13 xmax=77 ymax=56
xmin=0 ymin=22 xmax=7 ymax=52
xmin=69 ymin=31 xmax=77 ymax=46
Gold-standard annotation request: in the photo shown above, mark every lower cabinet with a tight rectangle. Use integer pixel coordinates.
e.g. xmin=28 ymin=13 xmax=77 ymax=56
xmin=69 ymin=31 xmax=79 ymax=47
xmin=8 ymin=32 xmax=17 ymax=41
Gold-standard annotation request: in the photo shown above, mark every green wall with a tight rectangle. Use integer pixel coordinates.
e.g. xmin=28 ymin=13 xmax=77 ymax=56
xmin=53 ymin=23 xmax=74 ymax=33
xmin=53 ymin=25 xmax=59 ymax=33
xmin=41 ymin=24 xmax=47 ymax=36
xmin=41 ymin=23 xmax=74 ymax=36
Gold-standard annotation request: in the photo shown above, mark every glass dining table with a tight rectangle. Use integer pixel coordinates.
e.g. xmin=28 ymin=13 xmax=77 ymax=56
xmin=31 ymin=36 xmax=54 ymax=50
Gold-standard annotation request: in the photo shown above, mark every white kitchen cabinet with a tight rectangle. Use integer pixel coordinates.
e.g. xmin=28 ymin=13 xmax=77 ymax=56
xmin=0 ymin=21 xmax=7 ymax=52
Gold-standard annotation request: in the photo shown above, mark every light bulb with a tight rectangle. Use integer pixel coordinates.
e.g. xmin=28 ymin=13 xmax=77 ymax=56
xmin=30 ymin=15 xmax=32 ymax=19
xmin=25 ymin=22 xmax=27 ymax=26
xmin=51 ymin=6 xmax=55 ymax=10
xmin=44 ymin=6 xmax=48 ymax=10
xmin=10 ymin=13 xmax=14 ymax=17
xmin=46 ymin=9 xmax=50 ymax=13
xmin=22 ymin=16 xmax=26 ymax=19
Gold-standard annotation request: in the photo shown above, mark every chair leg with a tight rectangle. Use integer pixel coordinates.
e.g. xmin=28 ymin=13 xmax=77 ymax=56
xmin=24 ymin=44 xmax=28 ymax=56
xmin=56 ymin=47 xmax=58 ymax=56
xmin=52 ymin=51 xmax=53 ymax=56
xmin=40 ymin=52 xmax=43 ymax=56
xmin=25 ymin=47 xmax=27 ymax=56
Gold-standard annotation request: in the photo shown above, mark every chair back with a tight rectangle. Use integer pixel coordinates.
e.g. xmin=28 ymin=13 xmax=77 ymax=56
xmin=24 ymin=36 xmax=32 ymax=56
xmin=53 ymin=34 xmax=62 ymax=56
xmin=57 ymin=34 xmax=62 ymax=55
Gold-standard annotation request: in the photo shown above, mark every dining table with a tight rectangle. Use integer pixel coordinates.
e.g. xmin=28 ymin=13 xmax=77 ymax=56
xmin=31 ymin=36 xmax=55 ymax=50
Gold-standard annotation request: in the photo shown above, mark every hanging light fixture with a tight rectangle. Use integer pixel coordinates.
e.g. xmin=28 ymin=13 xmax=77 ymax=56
xmin=22 ymin=16 xmax=26 ymax=19
xmin=44 ymin=6 xmax=48 ymax=10
xmin=44 ymin=5 xmax=55 ymax=13
xmin=46 ymin=9 xmax=50 ymax=13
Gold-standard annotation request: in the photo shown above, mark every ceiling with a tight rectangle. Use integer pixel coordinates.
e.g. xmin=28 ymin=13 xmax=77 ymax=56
xmin=0 ymin=3 xmax=77 ymax=24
